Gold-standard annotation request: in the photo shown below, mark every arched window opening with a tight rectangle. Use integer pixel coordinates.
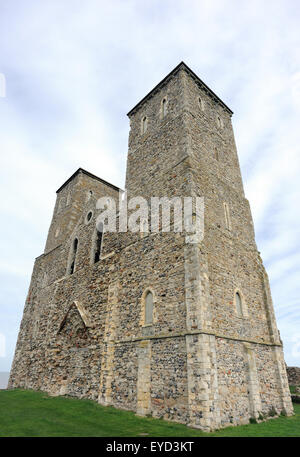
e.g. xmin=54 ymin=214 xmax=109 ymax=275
xmin=94 ymin=223 xmax=103 ymax=263
xmin=145 ymin=291 xmax=153 ymax=325
xmin=69 ymin=238 xmax=78 ymax=275
xmin=199 ymin=97 xmax=205 ymax=111
xmin=217 ymin=115 xmax=223 ymax=129
xmin=162 ymin=98 xmax=167 ymax=118
xmin=87 ymin=190 xmax=93 ymax=201
xmin=235 ymin=292 xmax=243 ymax=317
xmin=142 ymin=116 xmax=148 ymax=134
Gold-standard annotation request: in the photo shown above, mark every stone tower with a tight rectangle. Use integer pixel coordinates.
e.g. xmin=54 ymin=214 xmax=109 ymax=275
xmin=9 ymin=62 xmax=293 ymax=431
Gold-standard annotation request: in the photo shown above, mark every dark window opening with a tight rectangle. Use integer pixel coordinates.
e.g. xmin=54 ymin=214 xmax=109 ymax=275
xmin=162 ymin=98 xmax=167 ymax=118
xmin=69 ymin=238 xmax=78 ymax=275
xmin=73 ymin=238 xmax=78 ymax=251
xmin=94 ymin=224 xmax=103 ymax=263
xmin=142 ymin=116 xmax=147 ymax=134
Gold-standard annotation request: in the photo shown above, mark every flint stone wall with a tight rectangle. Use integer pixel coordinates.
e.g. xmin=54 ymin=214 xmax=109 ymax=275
xmin=287 ymin=367 xmax=300 ymax=386
xmin=9 ymin=63 xmax=293 ymax=431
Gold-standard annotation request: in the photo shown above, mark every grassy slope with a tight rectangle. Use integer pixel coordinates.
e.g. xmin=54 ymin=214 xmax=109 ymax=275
xmin=290 ymin=385 xmax=298 ymax=394
xmin=0 ymin=389 xmax=299 ymax=437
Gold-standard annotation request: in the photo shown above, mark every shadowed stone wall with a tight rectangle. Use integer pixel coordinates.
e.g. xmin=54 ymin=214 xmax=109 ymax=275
xmin=287 ymin=366 xmax=300 ymax=386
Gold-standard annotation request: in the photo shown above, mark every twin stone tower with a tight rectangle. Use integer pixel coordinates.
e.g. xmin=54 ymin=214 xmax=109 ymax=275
xmin=9 ymin=62 xmax=293 ymax=431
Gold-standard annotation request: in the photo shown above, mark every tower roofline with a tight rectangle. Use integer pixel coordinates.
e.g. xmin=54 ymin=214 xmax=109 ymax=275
xmin=127 ymin=61 xmax=233 ymax=117
xmin=56 ymin=168 xmax=122 ymax=194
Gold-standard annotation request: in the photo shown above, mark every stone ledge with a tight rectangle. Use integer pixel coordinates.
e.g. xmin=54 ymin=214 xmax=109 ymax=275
xmin=114 ymin=329 xmax=282 ymax=347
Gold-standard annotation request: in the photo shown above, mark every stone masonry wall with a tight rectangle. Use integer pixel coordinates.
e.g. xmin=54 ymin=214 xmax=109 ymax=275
xmin=287 ymin=366 xmax=300 ymax=386
xmin=9 ymin=63 xmax=293 ymax=431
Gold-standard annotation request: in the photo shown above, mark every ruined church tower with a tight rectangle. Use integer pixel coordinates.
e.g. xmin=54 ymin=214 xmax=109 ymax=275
xmin=9 ymin=62 xmax=293 ymax=431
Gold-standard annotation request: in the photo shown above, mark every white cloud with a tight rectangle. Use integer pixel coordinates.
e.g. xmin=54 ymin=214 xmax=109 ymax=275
xmin=0 ymin=0 xmax=299 ymax=369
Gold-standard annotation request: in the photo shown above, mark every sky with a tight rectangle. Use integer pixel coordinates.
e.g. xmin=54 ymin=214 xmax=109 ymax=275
xmin=0 ymin=0 xmax=299 ymax=372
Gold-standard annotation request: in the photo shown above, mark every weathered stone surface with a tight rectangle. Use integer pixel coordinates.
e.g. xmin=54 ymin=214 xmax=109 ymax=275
xmin=287 ymin=366 xmax=300 ymax=386
xmin=9 ymin=62 xmax=293 ymax=431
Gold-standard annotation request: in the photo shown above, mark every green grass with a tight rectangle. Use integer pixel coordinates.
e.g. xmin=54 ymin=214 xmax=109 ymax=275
xmin=290 ymin=385 xmax=298 ymax=394
xmin=0 ymin=389 xmax=299 ymax=437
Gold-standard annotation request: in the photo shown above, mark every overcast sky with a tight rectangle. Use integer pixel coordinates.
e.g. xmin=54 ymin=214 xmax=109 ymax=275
xmin=0 ymin=0 xmax=299 ymax=372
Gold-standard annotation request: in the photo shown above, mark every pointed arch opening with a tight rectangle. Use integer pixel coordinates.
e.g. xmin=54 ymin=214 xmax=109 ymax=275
xmin=199 ymin=97 xmax=205 ymax=111
xmin=235 ymin=291 xmax=243 ymax=317
xmin=57 ymin=301 xmax=92 ymax=348
xmin=141 ymin=116 xmax=148 ymax=134
xmin=140 ymin=288 xmax=155 ymax=326
xmin=161 ymin=97 xmax=167 ymax=118
xmin=145 ymin=290 xmax=153 ymax=325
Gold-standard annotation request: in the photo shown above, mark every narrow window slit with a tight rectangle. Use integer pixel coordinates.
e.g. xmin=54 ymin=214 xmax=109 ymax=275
xmin=69 ymin=238 xmax=78 ymax=275
xmin=94 ymin=223 xmax=103 ymax=263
